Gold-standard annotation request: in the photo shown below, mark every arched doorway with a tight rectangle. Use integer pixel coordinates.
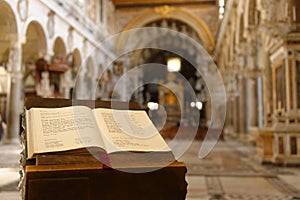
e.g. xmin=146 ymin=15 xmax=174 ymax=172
xmin=22 ymin=21 xmax=47 ymax=97
xmin=53 ymin=37 xmax=67 ymax=58
xmin=0 ymin=0 xmax=18 ymax=142
xmin=86 ymin=57 xmax=96 ymax=99
xmin=62 ymin=48 xmax=81 ymax=98
xmin=72 ymin=48 xmax=82 ymax=77
xmin=49 ymin=37 xmax=68 ymax=97
xmin=115 ymin=12 xmax=212 ymax=137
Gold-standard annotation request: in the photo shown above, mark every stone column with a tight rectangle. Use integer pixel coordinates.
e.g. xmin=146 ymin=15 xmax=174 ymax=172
xmin=119 ymin=60 xmax=128 ymax=102
xmin=45 ymin=51 xmax=53 ymax=64
xmin=257 ymin=75 xmax=264 ymax=128
xmin=237 ymin=75 xmax=247 ymax=135
xmin=227 ymin=95 xmax=237 ymax=134
xmin=224 ymin=74 xmax=236 ymax=134
xmin=228 ymin=76 xmax=239 ymax=135
xmin=75 ymin=66 xmax=87 ymax=99
xmin=88 ymin=73 xmax=97 ymax=100
xmin=225 ymin=95 xmax=232 ymax=132
xmin=260 ymin=45 xmax=272 ymax=126
xmin=3 ymin=40 xmax=22 ymax=144
xmin=233 ymin=95 xmax=239 ymax=134
xmin=205 ymin=97 xmax=211 ymax=127
xmin=246 ymin=76 xmax=258 ymax=128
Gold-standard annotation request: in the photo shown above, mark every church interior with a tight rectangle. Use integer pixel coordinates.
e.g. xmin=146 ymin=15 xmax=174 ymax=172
xmin=1 ymin=0 xmax=300 ymax=199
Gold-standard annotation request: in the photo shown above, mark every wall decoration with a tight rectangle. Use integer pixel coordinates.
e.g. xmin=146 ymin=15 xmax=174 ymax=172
xmin=18 ymin=0 xmax=28 ymax=21
xmin=82 ymin=39 xmax=88 ymax=58
xmin=47 ymin=11 xmax=55 ymax=39
xmin=154 ymin=6 xmax=175 ymax=18
xmin=113 ymin=62 xmax=123 ymax=76
xmin=67 ymin=27 xmax=74 ymax=51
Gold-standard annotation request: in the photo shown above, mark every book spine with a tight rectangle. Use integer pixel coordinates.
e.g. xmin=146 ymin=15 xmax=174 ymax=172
xmin=18 ymin=110 xmax=26 ymax=200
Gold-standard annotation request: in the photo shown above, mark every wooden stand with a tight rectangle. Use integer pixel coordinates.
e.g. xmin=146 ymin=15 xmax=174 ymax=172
xmin=21 ymin=97 xmax=188 ymax=200
xmin=25 ymin=161 xmax=187 ymax=200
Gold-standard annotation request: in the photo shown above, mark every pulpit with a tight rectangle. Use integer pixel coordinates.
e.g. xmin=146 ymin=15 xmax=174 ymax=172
xmin=20 ymin=98 xmax=188 ymax=200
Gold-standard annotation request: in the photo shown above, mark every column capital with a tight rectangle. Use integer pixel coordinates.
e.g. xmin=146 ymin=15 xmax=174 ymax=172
xmin=7 ymin=40 xmax=22 ymax=72
xmin=257 ymin=0 xmax=278 ymax=23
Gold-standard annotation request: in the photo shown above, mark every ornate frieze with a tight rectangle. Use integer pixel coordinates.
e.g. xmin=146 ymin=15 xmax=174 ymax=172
xmin=154 ymin=5 xmax=176 ymax=18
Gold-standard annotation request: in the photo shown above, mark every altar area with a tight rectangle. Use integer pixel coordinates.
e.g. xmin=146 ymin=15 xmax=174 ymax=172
xmin=158 ymin=72 xmax=184 ymax=128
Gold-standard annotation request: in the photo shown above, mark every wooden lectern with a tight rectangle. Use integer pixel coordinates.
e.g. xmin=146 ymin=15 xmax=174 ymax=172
xmin=20 ymin=98 xmax=187 ymax=200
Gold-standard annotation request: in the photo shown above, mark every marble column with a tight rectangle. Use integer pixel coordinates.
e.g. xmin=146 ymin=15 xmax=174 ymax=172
xmin=75 ymin=65 xmax=87 ymax=99
xmin=119 ymin=60 xmax=128 ymax=102
xmin=225 ymin=95 xmax=232 ymax=132
xmin=228 ymin=76 xmax=239 ymax=135
xmin=3 ymin=41 xmax=22 ymax=144
xmin=205 ymin=97 xmax=211 ymax=127
xmin=260 ymin=46 xmax=272 ymax=126
xmin=237 ymin=75 xmax=247 ymax=135
xmin=226 ymin=95 xmax=236 ymax=134
xmin=87 ymin=74 xmax=97 ymax=100
xmin=257 ymin=75 xmax=264 ymax=128
xmin=246 ymin=76 xmax=258 ymax=128
xmin=233 ymin=95 xmax=239 ymax=134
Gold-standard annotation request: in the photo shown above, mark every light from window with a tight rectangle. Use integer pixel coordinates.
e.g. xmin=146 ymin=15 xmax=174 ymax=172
xmin=219 ymin=7 xmax=225 ymax=14
xmin=167 ymin=57 xmax=181 ymax=72
xmin=219 ymin=0 xmax=226 ymax=19
xmin=219 ymin=0 xmax=225 ymax=7
xmin=147 ymin=102 xmax=159 ymax=110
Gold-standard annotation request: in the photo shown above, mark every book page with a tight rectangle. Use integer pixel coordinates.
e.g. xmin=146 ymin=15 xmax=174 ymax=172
xmin=27 ymin=106 xmax=105 ymax=157
xmin=92 ymin=108 xmax=171 ymax=153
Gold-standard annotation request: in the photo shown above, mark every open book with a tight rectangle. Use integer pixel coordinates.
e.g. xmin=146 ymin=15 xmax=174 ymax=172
xmin=25 ymin=106 xmax=174 ymax=167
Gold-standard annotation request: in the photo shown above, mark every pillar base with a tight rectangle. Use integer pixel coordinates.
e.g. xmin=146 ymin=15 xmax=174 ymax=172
xmin=1 ymin=136 xmax=20 ymax=145
xmin=250 ymin=127 xmax=274 ymax=164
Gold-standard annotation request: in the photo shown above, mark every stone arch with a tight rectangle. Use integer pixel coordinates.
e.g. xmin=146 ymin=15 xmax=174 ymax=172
xmin=117 ymin=6 xmax=215 ymax=53
xmin=22 ymin=21 xmax=47 ymax=64
xmin=22 ymin=21 xmax=48 ymax=94
xmin=86 ymin=56 xmax=95 ymax=77
xmin=0 ymin=0 xmax=23 ymax=143
xmin=0 ymin=0 xmax=18 ymax=63
xmin=22 ymin=16 xmax=52 ymax=59
xmin=59 ymin=48 xmax=82 ymax=99
xmin=70 ymin=48 xmax=82 ymax=79
xmin=47 ymin=37 xmax=67 ymax=95
xmin=0 ymin=0 xmax=18 ymax=100
xmin=85 ymin=56 xmax=97 ymax=98
xmin=72 ymin=48 xmax=82 ymax=70
xmin=22 ymin=16 xmax=49 ymax=41
xmin=53 ymin=37 xmax=67 ymax=58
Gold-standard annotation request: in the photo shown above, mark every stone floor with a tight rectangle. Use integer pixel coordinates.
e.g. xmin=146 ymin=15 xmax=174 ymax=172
xmin=0 ymin=143 xmax=21 ymax=200
xmin=181 ymin=139 xmax=300 ymax=200
xmin=0 ymin=138 xmax=300 ymax=199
